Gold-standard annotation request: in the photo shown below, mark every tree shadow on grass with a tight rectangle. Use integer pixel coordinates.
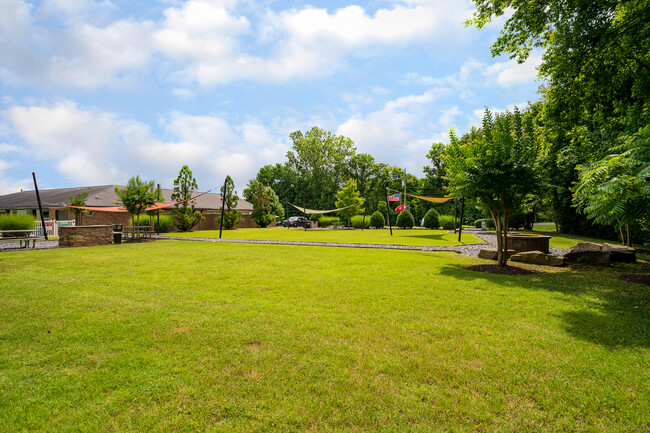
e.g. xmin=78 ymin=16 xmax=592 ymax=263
xmin=437 ymin=263 xmax=650 ymax=348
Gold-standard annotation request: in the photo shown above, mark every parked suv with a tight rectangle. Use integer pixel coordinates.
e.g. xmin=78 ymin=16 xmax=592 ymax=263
xmin=282 ymin=216 xmax=311 ymax=228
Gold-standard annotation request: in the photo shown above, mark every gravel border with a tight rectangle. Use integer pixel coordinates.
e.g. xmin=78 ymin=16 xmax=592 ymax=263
xmin=0 ymin=239 xmax=59 ymax=251
xmin=152 ymin=231 xmax=559 ymax=258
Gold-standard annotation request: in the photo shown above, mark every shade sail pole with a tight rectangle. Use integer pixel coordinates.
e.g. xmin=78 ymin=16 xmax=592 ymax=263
xmin=32 ymin=172 xmax=48 ymax=240
xmin=219 ymin=177 xmax=227 ymax=239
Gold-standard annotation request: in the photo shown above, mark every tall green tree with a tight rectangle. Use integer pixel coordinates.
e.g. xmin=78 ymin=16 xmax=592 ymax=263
xmin=445 ymin=108 xmax=541 ymax=266
xmin=335 ymin=179 xmax=364 ymax=227
xmin=245 ymin=180 xmax=274 ymax=228
xmin=171 ymin=165 xmax=204 ymax=232
xmin=115 ymin=176 xmax=156 ymax=235
xmin=468 ymin=0 xmax=650 ymax=239
xmin=286 ymin=127 xmax=356 ymax=210
xmin=220 ymin=175 xmax=243 ymax=230
xmin=573 ymin=105 xmax=650 ymax=245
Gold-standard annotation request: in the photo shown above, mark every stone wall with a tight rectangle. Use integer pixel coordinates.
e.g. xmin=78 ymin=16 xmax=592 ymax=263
xmin=59 ymin=225 xmax=114 ymax=248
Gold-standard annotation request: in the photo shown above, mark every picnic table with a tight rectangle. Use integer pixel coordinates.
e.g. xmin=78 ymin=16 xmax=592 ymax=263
xmin=0 ymin=229 xmax=44 ymax=248
xmin=124 ymin=226 xmax=154 ymax=239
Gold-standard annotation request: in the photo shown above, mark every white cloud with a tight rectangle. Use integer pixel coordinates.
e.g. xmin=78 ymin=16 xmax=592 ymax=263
xmin=1 ymin=100 xmax=290 ymax=189
xmin=337 ymin=88 xmax=451 ymax=174
xmin=487 ymin=54 xmax=543 ymax=86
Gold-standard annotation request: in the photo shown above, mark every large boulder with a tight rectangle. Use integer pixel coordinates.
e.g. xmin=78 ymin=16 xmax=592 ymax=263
xmin=603 ymin=243 xmax=637 ymax=263
xmin=510 ymin=251 xmax=566 ymax=267
xmin=478 ymin=248 xmax=517 ymax=261
xmin=564 ymin=242 xmax=636 ymax=265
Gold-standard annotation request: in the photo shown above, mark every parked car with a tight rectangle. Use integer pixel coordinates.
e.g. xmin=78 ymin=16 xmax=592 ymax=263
xmin=282 ymin=216 xmax=311 ymax=228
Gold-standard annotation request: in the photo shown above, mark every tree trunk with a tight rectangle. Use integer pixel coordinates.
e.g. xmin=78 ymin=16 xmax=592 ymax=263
xmin=626 ymin=223 xmax=632 ymax=247
xmin=500 ymin=211 xmax=509 ymax=267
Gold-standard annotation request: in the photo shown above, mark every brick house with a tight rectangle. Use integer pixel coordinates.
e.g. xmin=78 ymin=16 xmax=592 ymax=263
xmin=0 ymin=185 xmax=256 ymax=230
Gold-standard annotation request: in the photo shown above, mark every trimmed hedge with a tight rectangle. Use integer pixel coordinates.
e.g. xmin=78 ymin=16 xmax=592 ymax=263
xmin=351 ymin=215 xmax=370 ymax=229
xmin=370 ymin=211 xmax=385 ymax=229
xmin=318 ymin=216 xmax=340 ymax=228
xmin=485 ymin=218 xmax=495 ymax=229
xmin=0 ymin=214 xmax=35 ymax=231
xmin=422 ymin=208 xmax=440 ymax=229
xmin=438 ymin=215 xmax=459 ymax=230
xmin=396 ymin=210 xmax=415 ymax=229
xmin=474 ymin=219 xmax=484 ymax=229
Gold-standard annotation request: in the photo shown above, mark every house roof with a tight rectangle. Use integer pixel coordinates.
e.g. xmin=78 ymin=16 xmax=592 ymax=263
xmin=0 ymin=185 xmax=253 ymax=211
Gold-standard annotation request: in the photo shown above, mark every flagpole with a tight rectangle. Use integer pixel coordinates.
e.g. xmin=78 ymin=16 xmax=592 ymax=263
xmin=385 ymin=187 xmax=393 ymax=236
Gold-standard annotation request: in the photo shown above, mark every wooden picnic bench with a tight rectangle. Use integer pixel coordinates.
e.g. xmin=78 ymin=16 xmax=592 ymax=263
xmin=0 ymin=229 xmax=44 ymax=248
xmin=330 ymin=222 xmax=344 ymax=229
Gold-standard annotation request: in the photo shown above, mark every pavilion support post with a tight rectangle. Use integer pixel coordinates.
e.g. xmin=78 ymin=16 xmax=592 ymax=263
xmin=32 ymin=173 xmax=48 ymax=240
xmin=219 ymin=177 xmax=227 ymax=239
xmin=156 ymin=183 xmax=160 ymax=235
xmin=361 ymin=197 xmax=368 ymax=231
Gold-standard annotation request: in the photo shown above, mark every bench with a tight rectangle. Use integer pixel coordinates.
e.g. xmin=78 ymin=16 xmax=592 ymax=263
xmin=330 ymin=222 xmax=344 ymax=229
xmin=0 ymin=230 xmax=44 ymax=248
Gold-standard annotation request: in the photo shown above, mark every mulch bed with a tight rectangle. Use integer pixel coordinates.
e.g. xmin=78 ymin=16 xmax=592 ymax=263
xmin=620 ymin=274 xmax=650 ymax=287
xmin=463 ymin=264 xmax=542 ymax=276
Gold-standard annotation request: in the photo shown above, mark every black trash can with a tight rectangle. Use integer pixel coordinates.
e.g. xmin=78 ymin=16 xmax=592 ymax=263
xmin=113 ymin=224 xmax=123 ymax=245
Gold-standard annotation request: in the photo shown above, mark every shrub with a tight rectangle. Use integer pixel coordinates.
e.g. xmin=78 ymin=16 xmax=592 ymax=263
xmin=422 ymin=208 xmax=440 ymax=229
xmin=474 ymin=219 xmax=485 ymax=229
xmin=137 ymin=215 xmax=175 ymax=233
xmin=350 ymin=215 xmax=370 ymax=229
xmin=485 ymin=218 xmax=495 ymax=229
xmin=0 ymin=214 xmax=35 ymax=232
xmin=439 ymin=215 xmax=459 ymax=230
xmin=396 ymin=210 xmax=415 ymax=229
xmin=318 ymin=216 xmax=340 ymax=227
xmin=370 ymin=211 xmax=385 ymax=229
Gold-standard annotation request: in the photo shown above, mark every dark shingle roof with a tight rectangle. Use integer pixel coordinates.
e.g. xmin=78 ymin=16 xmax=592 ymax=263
xmin=0 ymin=185 xmax=253 ymax=211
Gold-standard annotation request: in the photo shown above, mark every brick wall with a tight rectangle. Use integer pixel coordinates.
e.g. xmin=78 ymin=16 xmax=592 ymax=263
xmin=59 ymin=225 xmax=114 ymax=248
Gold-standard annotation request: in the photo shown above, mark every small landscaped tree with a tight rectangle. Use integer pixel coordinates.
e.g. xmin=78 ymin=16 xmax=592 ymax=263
xmin=66 ymin=191 xmax=88 ymax=225
xmin=220 ymin=175 xmax=243 ymax=230
xmin=171 ymin=165 xmax=204 ymax=232
xmin=335 ymin=179 xmax=364 ymax=227
xmin=370 ymin=210 xmax=385 ymax=229
xmin=115 ymin=176 xmax=157 ymax=236
xmin=444 ymin=108 xmax=541 ymax=266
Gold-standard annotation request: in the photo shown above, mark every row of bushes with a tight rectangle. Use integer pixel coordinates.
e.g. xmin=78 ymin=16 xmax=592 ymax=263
xmin=314 ymin=210 xmax=461 ymax=230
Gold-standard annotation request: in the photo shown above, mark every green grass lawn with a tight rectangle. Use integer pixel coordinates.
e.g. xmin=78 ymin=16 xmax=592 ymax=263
xmin=161 ymin=227 xmax=483 ymax=247
xmin=1 ymin=241 xmax=649 ymax=431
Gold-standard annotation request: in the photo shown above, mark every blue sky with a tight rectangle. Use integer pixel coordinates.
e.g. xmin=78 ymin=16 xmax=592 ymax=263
xmin=0 ymin=0 xmax=543 ymax=194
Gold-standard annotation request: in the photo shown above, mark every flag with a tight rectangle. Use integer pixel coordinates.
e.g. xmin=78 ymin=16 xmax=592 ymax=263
xmin=396 ymin=204 xmax=411 ymax=212
xmin=387 ymin=193 xmax=400 ymax=202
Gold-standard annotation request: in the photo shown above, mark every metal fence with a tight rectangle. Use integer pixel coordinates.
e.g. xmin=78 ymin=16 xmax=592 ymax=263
xmin=34 ymin=219 xmax=76 ymax=237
